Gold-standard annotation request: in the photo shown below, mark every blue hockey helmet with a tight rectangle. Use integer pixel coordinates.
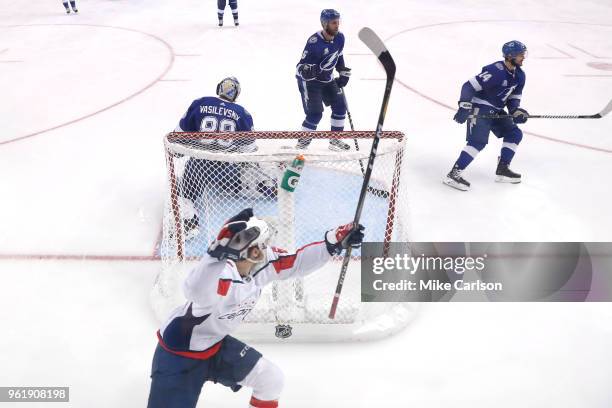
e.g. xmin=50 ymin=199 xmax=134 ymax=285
xmin=320 ymin=9 xmax=340 ymax=26
xmin=502 ymin=40 xmax=527 ymax=59
xmin=216 ymin=76 xmax=241 ymax=102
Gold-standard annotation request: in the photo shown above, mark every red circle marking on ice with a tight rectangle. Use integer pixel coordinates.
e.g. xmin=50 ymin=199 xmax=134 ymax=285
xmin=384 ymin=20 xmax=612 ymax=154
xmin=587 ymin=62 xmax=612 ymax=71
xmin=0 ymin=24 xmax=176 ymax=146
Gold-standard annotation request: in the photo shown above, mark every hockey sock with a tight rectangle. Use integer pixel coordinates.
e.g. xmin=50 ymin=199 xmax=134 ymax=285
xmin=330 ymin=113 xmax=345 ymax=131
xmin=249 ymin=396 xmax=278 ymax=408
xmin=455 ymin=142 xmax=485 ymax=170
xmin=70 ymin=1 xmax=76 ymax=7
xmin=63 ymin=1 xmax=69 ymax=10
xmin=217 ymin=0 xmax=226 ymax=20
xmin=500 ymin=141 xmax=519 ymax=164
xmin=230 ymin=0 xmax=238 ymax=18
xmin=302 ymin=112 xmax=321 ymax=131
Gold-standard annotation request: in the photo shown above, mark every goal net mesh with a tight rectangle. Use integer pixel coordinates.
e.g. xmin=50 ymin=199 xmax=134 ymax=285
xmin=152 ymin=131 xmax=416 ymax=341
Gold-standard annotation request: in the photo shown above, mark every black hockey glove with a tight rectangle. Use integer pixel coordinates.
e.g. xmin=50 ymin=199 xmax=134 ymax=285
xmin=510 ymin=107 xmax=529 ymax=124
xmin=325 ymin=223 xmax=365 ymax=255
xmin=335 ymin=67 xmax=351 ymax=88
xmin=299 ymin=64 xmax=319 ymax=80
xmin=453 ymin=101 xmax=473 ymax=124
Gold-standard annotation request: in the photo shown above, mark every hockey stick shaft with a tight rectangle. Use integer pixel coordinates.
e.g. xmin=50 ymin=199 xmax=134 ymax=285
xmin=342 ymin=90 xmax=390 ymax=199
xmin=329 ymin=27 xmax=396 ymax=319
xmin=468 ymin=98 xmax=612 ymax=120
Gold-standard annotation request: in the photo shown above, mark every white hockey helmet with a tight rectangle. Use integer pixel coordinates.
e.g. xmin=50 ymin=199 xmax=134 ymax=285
xmin=216 ymin=76 xmax=241 ymax=102
xmin=207 ymin=209 xmax=275 ymax=262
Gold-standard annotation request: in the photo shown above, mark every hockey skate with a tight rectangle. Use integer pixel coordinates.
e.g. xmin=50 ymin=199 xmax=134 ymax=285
xmin=234 ymin=18 xmax=239 ymax=26
xmin=218 ymin=19 xmax=223 ymax=27
xmin=296 ymin=138 xmax=311 ymax=150
xmin=329 ymin=139 xmax=350 ymax=151
xmin=443 ymin=164 xmax=470 ymax=191
xmin=495 ymin=159 xmax=521 ymax=183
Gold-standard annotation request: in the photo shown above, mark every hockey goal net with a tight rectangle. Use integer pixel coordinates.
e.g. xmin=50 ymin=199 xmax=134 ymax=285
xmin=151 ymin=131 xmax=416 ymax=341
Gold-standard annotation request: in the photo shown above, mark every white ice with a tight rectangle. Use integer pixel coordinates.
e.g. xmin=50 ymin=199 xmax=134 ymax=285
xmin=1 ymin=0 xmax=612 ymax=406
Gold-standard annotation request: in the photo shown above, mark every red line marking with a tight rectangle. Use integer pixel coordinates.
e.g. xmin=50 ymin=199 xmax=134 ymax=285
xmin=384 ymin=20 xmax=612 ymax=155
xmin=152 ymin=224 xmax=164 ymax=257
xmin=0 ymin=23 xmax=176 ymax=146
xmin=567 ymin=43 xmax=610 ymax=59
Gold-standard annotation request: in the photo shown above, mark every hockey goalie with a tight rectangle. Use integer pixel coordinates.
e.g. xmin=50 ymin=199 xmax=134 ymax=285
xmin=147 ymin=208 xmax=365 ymax=408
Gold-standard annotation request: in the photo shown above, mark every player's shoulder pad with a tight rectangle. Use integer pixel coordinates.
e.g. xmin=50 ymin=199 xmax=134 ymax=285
xmin=516 ymin=66 xmax=526 ymax=79
xmin=493 ymin=61 xmax=505 ymax=71
xmin=335 ymin=32 xmax=345 ymax=42
xmin=217 ymin=259 xmax=242 ymax=296
xmin=308 ymin=34 xmax=319 ymax=44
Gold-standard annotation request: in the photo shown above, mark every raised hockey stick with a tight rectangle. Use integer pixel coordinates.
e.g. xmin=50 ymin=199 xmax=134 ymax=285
xmin=468 ymin=98 xmax=612 ymax=120
xmin=329 ymin=27 xmax=396 ymax=319
xmin=342 ymin=90 xmax=390 ymax=199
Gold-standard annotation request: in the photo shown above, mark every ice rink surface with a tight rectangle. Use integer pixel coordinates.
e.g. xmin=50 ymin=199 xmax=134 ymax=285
xmin=1 ymin=0 xmax=612 ymax=406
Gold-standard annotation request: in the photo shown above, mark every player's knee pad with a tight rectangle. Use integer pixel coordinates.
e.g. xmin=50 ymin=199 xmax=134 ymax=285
xmin=504 ymin=128 xmax=523 ymax=145
xmin=217 ymin=0 xmax=226 ymax=9
xmin=229 ymin=0 xmax=237 ymax=9
xmin=238 ymin=358 xmax=285 ymax=401
xmin=305 ymin=111 xmax=323 ymax=127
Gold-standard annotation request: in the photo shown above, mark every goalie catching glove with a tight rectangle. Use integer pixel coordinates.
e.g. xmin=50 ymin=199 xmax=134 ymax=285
xmin=324 ymin=223 xmax=365 ymax=255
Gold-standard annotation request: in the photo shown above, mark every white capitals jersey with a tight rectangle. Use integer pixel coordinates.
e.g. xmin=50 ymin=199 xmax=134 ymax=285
xmin=158 ymin=241 xmax=331 ymax=357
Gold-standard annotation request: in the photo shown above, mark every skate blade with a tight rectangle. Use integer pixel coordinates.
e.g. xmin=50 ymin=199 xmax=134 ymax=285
xmin=495 ymin=175 xmax=521 ymax=184
xmin=443 ymin=178 xmax=469 ymax=191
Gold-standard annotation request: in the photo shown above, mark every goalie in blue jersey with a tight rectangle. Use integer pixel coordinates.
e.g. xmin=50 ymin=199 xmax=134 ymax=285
xmin=174 ymin=77 xmax=277 ymax=239
xmin=295 ymin=9 xmax=352 ymax=151
xmin=444 ymin=41 xmax=529 ymax=191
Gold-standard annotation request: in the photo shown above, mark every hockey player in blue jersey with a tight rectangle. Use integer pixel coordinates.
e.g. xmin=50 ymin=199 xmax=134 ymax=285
xmin=62 ymin=0 xmax=77 ymax=13
xmin=175 ymin=77 xmax=276 ymax=238
xmin=295 ymin=9 xmax=352 ymax=151
xmin=217 ymin=0 xmax=238 ymax=26
xmin=444 ymin=41 xmax=529 ymax=191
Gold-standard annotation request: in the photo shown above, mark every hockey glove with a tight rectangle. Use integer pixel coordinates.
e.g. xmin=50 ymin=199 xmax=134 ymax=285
xmin=510 ymin=107 xmax=529 ymax=124
xmin=453 ymin=102 xmax=473 ymax=124
xmin=325 ymin=223 xmax=365 ymax=255
xmin=335 ymin=67 xmax=351 ymax=88
xmin=299 ymin=64 xmax=319 ymax=80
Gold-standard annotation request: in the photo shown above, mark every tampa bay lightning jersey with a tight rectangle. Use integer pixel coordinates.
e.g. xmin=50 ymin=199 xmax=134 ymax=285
xmin=296 ymin=31 xmax=346 ymax=83
xmin=159 ymin=242 xmax=331 ymax=353
xmin=465 ymin=61 xmax=525 ymax=111
xmin=175 ymin=96 xmax=255 ymax=152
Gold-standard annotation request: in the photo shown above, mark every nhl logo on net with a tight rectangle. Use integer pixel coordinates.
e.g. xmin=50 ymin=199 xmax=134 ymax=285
xmin=274 ymin=324 xmax=293 ymax=339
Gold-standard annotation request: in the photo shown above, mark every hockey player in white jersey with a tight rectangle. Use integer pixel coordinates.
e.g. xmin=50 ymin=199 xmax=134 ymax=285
xmin=147 ymin=208 xmax=365 ymax=408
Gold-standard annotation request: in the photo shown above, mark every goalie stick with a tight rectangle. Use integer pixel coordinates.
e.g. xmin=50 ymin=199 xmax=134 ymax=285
xmin=468 ymin=98 xmax=612 ymax=120
xmin=342 ymin=90 xmax=390 ymax=199
xmin=329 ymin=27 xmax=396 ymax=319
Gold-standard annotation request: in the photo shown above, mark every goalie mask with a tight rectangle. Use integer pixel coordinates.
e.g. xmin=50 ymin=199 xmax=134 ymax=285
xmin=216 ymin=76 xmax=241 ymax=102
xmin=207 ymin=209 xmax=275 ymax=263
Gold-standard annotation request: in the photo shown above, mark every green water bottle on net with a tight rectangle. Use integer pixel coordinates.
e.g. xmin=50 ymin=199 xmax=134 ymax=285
xmin=281 ymin=154 xmax=305 ymax=192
